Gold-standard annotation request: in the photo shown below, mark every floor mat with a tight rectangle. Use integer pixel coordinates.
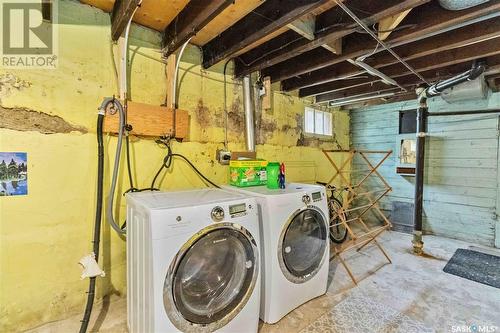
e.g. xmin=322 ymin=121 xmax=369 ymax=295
xmin=443 ymin=248 xmax=500 ymax=289
xmin=300 ymin=294 xmax=434 ymax=333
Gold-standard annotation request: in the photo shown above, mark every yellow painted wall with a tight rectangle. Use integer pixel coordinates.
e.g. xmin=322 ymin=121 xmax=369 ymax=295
xmin=0 ymin=1 xmax=350 ymax=331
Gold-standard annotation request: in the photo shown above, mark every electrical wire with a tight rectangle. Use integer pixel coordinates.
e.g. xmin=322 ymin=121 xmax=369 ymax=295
xmin=358 ymin=42 xmax=380 ymax=62
xmin=150 ymin=138 xmax=220 ymax=189
xmin=237 ymin=35 xmax=306 ymax=68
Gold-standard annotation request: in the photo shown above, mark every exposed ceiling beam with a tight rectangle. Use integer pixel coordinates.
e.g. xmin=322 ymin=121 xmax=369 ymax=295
xmin=162 ymin=0 xmax=235 ymax=57
xmin=234 ymin=0 xmax=430 ymax=77
xmin=379 ymin=38 xmax=500 ymax=78
xmin=314 ymin=54 xmax=500 ymax=103
xmin=316 ymin=57 xmax=500 ymax=103
xmin=310 ymin=38 xmax=500 ymax=96
xmin=263 ymin=0 xmax=500 ymax=82
xmin=201 ymin=0 xmax=330 ymax=68
xmin=296 ymin=17 xmax=500 ymax=95
xmin=316 ymin=74 xmax=451 ymax=103
xmin=111 ymin=0 xmax=141 ymax=41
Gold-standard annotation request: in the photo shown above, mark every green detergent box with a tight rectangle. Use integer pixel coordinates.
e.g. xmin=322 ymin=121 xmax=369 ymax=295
xmin=229 ymin=159 xmax=268 ymax=187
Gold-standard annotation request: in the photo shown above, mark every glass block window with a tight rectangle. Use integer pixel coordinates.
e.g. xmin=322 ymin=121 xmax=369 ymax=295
xmin=305 ymin=107 xmax=333 ymax=136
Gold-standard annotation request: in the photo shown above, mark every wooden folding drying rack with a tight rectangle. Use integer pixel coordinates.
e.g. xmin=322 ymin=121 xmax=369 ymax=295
xmin=322 ymin=149 xmax=393 ymax=285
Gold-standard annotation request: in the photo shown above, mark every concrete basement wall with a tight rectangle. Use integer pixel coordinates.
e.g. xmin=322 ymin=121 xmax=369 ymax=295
xmin=350 ymin=92 xmax=500 ymax=248
xmin=0 ymin=1 xmax=349 ymax=331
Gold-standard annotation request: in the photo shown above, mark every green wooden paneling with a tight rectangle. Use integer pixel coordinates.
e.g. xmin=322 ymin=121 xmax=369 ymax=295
xmin=350 ymin=92 xmax=500 ymax=247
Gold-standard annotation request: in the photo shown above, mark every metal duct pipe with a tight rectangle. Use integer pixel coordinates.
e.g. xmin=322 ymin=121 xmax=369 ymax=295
xmin=412 ymin=63 xmax=485 ymax=255
xmin=425 ymin=65 xmax=485 ymax=97
xmin=243 ymin=75 xmax=255 ymax=152
xmin=325 ymin=91 xmax=396 ymax=107
xmin=438 ymin=0 xmax=490 ymax=10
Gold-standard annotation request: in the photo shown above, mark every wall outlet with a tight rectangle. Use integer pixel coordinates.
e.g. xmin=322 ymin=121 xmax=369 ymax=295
xmin=216 ymin=149 xmax=231 ymax=165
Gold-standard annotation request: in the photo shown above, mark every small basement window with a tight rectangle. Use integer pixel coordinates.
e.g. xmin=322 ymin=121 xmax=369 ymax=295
xmin=396 ymin=109 xmax=417 ymax=175
xmin=304 ymin=107 xmax=333 ymax=136
xmin=399 ymin=109 xmax=417 ymax=134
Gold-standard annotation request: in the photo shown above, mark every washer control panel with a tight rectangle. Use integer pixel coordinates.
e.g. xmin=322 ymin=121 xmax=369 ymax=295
xmin=210 ymin=203 xmax=249 ymax=222
xmin=229 ymin=203 xmax=247 ymax=218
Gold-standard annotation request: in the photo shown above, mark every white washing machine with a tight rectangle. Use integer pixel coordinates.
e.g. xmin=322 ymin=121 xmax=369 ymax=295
xmin=224 ymin=183 xmax=330 ymax=324
xmin=126 ymin=189 xmax=261 ymax=333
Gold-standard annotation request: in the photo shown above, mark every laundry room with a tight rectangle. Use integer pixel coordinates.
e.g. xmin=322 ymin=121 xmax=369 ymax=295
xmin=1 ymin=0 xmax=500 ymax=332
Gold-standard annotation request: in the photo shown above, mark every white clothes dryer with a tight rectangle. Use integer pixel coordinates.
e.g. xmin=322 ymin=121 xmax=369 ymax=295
xmin=223 ymin=183 xmax=330 ymax=324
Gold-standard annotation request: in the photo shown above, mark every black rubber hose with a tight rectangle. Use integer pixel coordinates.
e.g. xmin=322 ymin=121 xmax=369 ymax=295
xmin=79 ymin=113 xmax=105 ymax=333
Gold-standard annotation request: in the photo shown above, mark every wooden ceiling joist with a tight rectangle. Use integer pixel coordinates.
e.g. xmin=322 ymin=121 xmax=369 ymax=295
xmin=263 ymin=0 xmax=500 ymax=83
xmin=234 ymin=0 xmax=430 ymax=78
xmin=110 ymin=0 xmax=141 ymax=41
xmin=315 ymin=71 xmax=465 ymax=103
xmin=201 ymin=0 xmax=330 ymax=69
xmin=162 ymin=0 xmax=234 ymax=57
xmin=300 ymin=38 xmax=500 ymax=95
xmin=190 ymin=0 xmax=263 ymax=46
xmin=381 ymin=38 xmax=500 ymax=76
xmin=315 ymin=56 xmax=500 ymax=103
xmin=300 ymin=65 xmax=465 ymax=99
xmin=295 ymin=17 xmax=500 ymax=95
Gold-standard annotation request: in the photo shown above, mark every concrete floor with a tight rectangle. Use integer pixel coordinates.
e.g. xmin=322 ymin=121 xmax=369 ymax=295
xmin=27 ymin=231 xmax=500 ymax=332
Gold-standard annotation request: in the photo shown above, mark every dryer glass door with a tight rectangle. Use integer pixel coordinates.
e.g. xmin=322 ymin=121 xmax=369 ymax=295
xmin=164 ymin=225 xmax=258 ymax=331
xmin=280 ymin=208 xmax=327 ymax=282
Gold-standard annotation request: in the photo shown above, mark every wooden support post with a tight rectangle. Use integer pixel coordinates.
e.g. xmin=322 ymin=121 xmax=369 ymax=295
xmin=165 ymin=54 xmax=176 ymax=108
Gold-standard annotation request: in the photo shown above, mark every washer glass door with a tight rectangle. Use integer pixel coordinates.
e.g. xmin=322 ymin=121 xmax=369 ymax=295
xmin=280 ymin=208 xmax=328 ymax=283
xmin=164 ymin=225 xmax=258 ymax=331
